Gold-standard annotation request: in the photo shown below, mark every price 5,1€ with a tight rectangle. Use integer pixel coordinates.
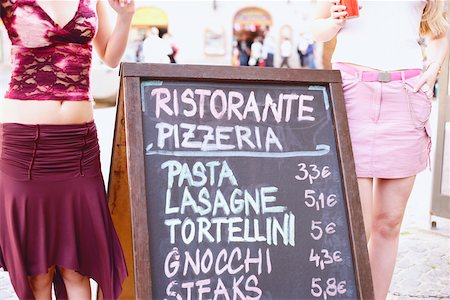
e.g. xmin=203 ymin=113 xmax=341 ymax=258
xmin=304 ymin=190 xmax=337 ymax=211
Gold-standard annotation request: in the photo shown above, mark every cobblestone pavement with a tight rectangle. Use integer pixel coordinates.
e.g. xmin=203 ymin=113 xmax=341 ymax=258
xmin=388 ymin=223 xmax=450 ymax=300
xmin=386 ymin=170 xmax=450 ymax=300
xmin=1 ymin=102 xmax=449 ymax=299
xmin=394 ymin=235 xmax=449 ymax=299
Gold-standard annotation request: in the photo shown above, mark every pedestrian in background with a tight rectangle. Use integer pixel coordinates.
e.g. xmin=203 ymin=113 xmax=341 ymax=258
xmin=311 ymin=1 xmax=448 ymax=299
xmin=297 ymin=32 xmax=316 ymax=69
xmin=249 ymin=35 xmax=263 ymax=66
xmin=237 ymin=32 xmax=252 ymax=66
xmin=136 ymin=34 xmax=146 ymax=62
xmin=163 ymin=32 xmax=178 ymax=63
xmin=262 ymin=29 xmax=276 ymax=67
xmin=279 ymin=36 xmax=293 ymax=68
xmin=0 ymin=0 xmax=134 ymax=298
xmin=142 ymin=26 xmax=173 ymax=63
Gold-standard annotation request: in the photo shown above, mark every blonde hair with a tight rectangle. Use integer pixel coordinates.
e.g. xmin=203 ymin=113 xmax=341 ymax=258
xmin=420 ymin=0 xmax=448 ymax=37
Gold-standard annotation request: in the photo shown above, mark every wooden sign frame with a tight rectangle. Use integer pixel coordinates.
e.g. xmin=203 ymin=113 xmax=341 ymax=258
xmin=108 ymin=62 xmax=374 ymax=299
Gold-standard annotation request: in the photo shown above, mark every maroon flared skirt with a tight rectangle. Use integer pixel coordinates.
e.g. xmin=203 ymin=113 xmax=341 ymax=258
xmin=0 ymin=121 xmax=127 ymax=299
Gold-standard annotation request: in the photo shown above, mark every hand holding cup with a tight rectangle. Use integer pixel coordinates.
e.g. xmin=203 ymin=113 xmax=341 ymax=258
xmin=329 ymin=0 xmax=348 ymax=28
xmin=339 ymin=0 xmax=360 ymax=18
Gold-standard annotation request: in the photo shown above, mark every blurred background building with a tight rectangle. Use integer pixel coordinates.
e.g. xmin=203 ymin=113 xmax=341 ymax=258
xmin=124 ymin=0 xmax=320 ymax=66
xmin=1 ymin=1 xmax=326 ymax=104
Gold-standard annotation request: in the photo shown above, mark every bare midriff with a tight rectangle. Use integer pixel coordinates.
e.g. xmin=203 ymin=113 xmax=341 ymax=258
xmin=0 ymin=99 xmax=94 ymax=125
xmin=340 ymin=62 xmax=380 ymax=71
xmin=335 ymin=62 xmax=415 ymax=72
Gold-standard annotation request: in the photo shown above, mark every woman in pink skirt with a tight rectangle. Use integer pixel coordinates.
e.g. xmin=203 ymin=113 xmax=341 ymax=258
xmin=312 ymin=1 xmax=448 ymax=299
xmin=0 ymin=0 xmax=134 ymax=299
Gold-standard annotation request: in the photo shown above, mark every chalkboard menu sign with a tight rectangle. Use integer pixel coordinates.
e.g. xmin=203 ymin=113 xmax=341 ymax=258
xmin=109 ymin=63 xmax=374 ymax=300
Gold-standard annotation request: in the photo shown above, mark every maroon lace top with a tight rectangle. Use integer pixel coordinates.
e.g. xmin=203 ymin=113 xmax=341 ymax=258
xmin=0 ymin=0 xmax=98 ymax=100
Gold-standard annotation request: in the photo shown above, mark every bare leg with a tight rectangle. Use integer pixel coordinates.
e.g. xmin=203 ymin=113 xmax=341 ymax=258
xmin=357 ymin=178 xmax=374 ymax=241
xmin=60 ymin=267 xmax=91 ymax=300
xmin=28 ymin=266 xmax=55 ymax=300
xmin=369 ymin=176 xmax=415 ymax=300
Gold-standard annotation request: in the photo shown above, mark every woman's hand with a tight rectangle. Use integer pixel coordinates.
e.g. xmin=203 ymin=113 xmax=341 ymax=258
xmin=413 ymin=63 xmax=440 ymax=98
xmin=413 ymin=31 xmax=448 ymax=97
xmin=311 ymin=0 xmax=361 ymax=42
xmin=108 ymin=0 xmax=135 ymax=17
xmin=329 ymin=0 xmax=348 ymax=29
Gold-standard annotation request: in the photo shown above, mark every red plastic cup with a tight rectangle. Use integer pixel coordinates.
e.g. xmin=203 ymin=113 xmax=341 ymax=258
xmin=340 ymin=0 xmax=359 ymax=18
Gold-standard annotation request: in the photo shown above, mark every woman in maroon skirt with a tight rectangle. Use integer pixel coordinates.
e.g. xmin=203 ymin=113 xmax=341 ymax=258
xmin=0 ymin=0 xmax=134 ymax=299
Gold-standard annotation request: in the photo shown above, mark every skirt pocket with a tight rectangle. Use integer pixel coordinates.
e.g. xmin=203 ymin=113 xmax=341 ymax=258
xmin=403 ymin=76 xmax=432 ymax=129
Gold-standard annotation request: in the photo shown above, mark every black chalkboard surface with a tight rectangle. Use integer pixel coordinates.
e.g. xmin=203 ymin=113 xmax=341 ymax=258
xmin=111 ymin=63 xmax=374 ymax=300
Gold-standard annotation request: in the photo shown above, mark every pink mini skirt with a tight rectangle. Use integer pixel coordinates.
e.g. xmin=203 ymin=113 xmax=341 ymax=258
xmin=335 ymin=64 xmax=432 ymax=178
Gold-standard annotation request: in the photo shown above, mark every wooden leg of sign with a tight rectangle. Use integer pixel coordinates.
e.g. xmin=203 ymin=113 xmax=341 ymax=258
xmin=106 ymin=83 xmax=135 ymax=300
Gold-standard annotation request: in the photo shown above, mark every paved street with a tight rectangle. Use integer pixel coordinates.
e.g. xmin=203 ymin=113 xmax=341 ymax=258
xmin=0 ymin=83 xmax=449 ymax=299
xmin=388 ymin=171 xmax=450 ymax=300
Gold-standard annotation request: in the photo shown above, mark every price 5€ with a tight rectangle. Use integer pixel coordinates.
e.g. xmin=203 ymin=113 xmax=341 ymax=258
xmin=310 ymin=220 xmax=336 ymax=240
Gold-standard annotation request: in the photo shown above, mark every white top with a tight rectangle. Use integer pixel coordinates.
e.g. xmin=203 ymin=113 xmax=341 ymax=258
xmin=332 ymin=0 xmax=426 ymax=71
xmin=251 ymin=41 xmax=263 ymax=59
xmin=281 ymin=40 xmax=293 ymax=57
xmin=142 ymin=35 xmax=173 ymax=63
xmin=263 ymin=34 xmax=276 ymax=55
